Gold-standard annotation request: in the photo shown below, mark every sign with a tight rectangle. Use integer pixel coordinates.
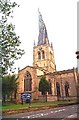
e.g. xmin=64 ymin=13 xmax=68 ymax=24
xmin=21 ymin=93 xmax=31 ymax=103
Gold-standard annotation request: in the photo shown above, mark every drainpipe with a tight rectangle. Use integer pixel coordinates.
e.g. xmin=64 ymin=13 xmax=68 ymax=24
xmin=75 ymin=51 xmax=79 ymax=102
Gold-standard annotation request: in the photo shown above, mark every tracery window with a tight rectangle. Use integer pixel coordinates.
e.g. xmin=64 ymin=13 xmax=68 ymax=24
xmin=56 ymin=82 xmax=61 ymax=97
xmin=24 ymin=71 xmax=32 ymax=91
xmin=65 ymin=81 xmax=69 ymax=97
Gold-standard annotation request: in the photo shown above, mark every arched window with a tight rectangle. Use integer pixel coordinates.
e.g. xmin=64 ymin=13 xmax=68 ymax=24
xmin=65 ymin=81 xmax=69 ymax=97
xmin=56 ymin=82 xmax=61 ymax=97
xmin=42 ymin=50 xmax=45 ymax=59
xmin=24 ymin=71 xmax=32 ymax=91
xmin=38 ymin=51 xmax=41 ymax=59
xmin=48 ymin=79 xmax=52 ymax=94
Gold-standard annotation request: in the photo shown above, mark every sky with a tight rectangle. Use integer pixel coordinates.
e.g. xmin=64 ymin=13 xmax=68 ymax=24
xmin=11 ymin=0 xmax=78 ymax=73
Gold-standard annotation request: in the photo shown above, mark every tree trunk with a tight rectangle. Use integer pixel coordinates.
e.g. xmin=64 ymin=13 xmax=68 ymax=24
xmin=46 ymin=94 xmax=47 ymax=102
xmin=3 ymin=95 xmax=6 ymax=103
xmin=10 ymin=95 xmax=13 ymax=102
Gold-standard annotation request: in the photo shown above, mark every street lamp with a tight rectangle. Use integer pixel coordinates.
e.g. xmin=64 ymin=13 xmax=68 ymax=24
xmin=76 ymin=51 xmax=79 ymax=59
xmin=75 ymin=51 xmax=79 ymax=103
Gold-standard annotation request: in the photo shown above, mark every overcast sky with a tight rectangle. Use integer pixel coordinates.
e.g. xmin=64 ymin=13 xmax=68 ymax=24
xmin=11 ymin=0 xmax=78 ymax=73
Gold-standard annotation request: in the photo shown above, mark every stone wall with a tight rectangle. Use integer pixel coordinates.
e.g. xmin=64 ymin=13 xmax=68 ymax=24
xmin=47 ymin=95 xmax=57 ymax=101
xmin=45 ymin=68 xmax=77 ymax=99
xmin=33 ymin=44 xmax=56 ymax=73
xmin=16 ymin=66 xmax=77 ymax=103
xmin=16 ymin=66 xmax=39 ymax=102
xmin=53 ymin=68 xmax=77 ymax=98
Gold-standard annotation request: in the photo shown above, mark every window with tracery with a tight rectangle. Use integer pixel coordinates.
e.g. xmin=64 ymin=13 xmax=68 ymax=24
xmin=56 ymin=82 xmax=61 ymax=97
xmin=65 ymin=81 xmax=69 ymax=97
xmin=24 ymin=71 xmax=32 ymax=91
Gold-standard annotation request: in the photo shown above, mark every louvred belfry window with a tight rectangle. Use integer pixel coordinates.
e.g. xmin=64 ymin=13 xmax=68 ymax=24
xmin=42 ymin=50 xmax=45 ymax=59
xmin=38 ymin=51 xmax=41 ymax=59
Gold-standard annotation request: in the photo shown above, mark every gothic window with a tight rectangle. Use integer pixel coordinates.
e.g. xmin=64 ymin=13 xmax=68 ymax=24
xmin=42 ymin=50 xmax=45 ymax=59
xmin=38 ymin=51 xmax=41 ymax=59
xmin=56 ymin=82 xmax=61 ymax=97
xmin=65 ymin=81 xmax=69 ymax=97
xmin=48 ymin=79 xmax=52 ymax=94
xmin=24 ymin=71 xmax=32 ymax=91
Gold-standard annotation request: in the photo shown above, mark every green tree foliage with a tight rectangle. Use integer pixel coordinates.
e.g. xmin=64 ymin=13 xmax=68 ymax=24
xmin=2 ymin=74 xmax=18 ymax=103
xmin=39 ymin=75 xmax=50 ymax=95
xmin=0 ymin=0 xmax=25 ymax=75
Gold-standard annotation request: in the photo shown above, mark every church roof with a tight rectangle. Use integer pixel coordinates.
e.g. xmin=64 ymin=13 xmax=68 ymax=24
xmin=18 ymin=66 xmax=34 ymax=72
xmin=45 ymin=68 xmax=77 ymax=76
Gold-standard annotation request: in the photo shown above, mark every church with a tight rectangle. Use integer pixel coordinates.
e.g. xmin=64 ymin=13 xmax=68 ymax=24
xmin=16 ymin=10 xmax=77 ymax=103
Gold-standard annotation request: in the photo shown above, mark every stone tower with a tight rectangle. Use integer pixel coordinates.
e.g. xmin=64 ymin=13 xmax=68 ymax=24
xmin=33 ymin=10 xmax=56 ymax=73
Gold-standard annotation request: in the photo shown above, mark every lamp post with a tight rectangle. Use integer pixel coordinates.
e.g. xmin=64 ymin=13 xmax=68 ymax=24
xmin=75 ymin=51 xmax=79 ymax=102
xmin=76 ymin=51 xmax=79 ymax=59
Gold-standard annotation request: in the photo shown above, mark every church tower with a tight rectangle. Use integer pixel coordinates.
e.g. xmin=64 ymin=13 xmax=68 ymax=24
xmin=33 ymin=10 xmax=56 ymax=73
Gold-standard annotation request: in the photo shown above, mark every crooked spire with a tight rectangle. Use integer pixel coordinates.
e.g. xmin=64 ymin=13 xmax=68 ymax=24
xmin=38 ymin=9 xmax=49 ymax=45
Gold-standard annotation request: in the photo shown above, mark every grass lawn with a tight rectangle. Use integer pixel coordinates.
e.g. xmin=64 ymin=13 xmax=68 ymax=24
xmin=2 ymin=100 xmax=77 ymax=111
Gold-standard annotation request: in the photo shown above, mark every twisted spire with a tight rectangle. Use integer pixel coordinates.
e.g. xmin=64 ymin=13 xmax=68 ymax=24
xmin=38 ymin=9 xmax=48 ymax=45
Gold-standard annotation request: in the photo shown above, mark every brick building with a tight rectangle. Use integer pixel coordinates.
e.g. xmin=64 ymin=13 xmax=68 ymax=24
xmin=16 ymin=10 xmax=77 ymax=102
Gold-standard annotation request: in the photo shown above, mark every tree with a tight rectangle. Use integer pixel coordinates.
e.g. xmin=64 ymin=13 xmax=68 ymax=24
xmin=0 ymin=0 xmax=25 ymax=75
xmin=2 ymin=74 xmax=18 ymax=103
xmin=39 ymin=75 xmax=50 ymax=95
